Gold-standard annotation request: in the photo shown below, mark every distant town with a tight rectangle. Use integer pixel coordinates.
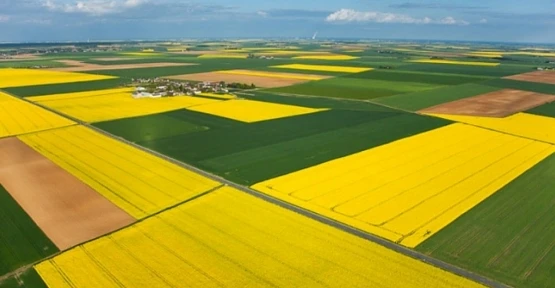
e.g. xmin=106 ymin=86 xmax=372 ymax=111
xmin=130 ymin=78 xmax=255 ymax=98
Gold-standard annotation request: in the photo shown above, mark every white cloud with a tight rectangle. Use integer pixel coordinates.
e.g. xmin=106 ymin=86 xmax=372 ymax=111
xmin=479 ymin=18 xmax=488 ymax=24
xmin=0 ymin=15 xmax=9 ymax=22
xmin=326 ymin=9 xmax=469 ymax=25
xmin=43 ymin=0 xmax=148 ymax=15
xmin=257 ymin=11 xmax=268 ymax=17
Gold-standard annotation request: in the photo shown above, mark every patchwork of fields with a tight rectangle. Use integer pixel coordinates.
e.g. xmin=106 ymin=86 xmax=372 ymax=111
xmin=36 ymin=187 xmax=484 ymax=288
xmin=1 ymin=41 xmax=554 ymax=288
xmin=253 ymin=124 xmax=554 ymax=247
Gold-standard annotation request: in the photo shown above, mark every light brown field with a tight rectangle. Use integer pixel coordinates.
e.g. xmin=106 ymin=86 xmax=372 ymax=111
xmin=167 ymin=71 xmax=329 ymax=88
xmin=49 ymin=60 xmax=195 ymax=72
xmin=93 ymin=57 xmax=134 ymax=61
xmin=169 ymin=50 xmax=221 ymax=55
xmin=0 ymin=54 xmax=40 ymax=61
xmin=0 ymin=137 xmax=134 ymax=250
xmin=420 ymin=89 xmax=555 ymax=117
xmin=504 ymin=70 xmax=555 ymax=85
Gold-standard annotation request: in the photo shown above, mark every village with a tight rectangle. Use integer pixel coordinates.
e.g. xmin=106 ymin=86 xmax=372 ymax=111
xmin=130 ymin=77 xmax=255 ymax=98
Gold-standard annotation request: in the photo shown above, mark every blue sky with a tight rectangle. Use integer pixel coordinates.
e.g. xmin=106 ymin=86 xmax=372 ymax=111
xmin=0 ymin=0 xmax=554 ymax=43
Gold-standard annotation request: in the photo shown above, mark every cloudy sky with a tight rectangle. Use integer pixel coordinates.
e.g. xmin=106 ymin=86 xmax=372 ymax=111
xmin=0 ymin=0 xmax=554 ymax=43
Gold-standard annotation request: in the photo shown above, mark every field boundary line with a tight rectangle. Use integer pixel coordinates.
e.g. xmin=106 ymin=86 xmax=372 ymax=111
xmin=0 ymin=184 xmax=224 ymax=283
xmin=0 ymin=88 xmax=511 ymax=288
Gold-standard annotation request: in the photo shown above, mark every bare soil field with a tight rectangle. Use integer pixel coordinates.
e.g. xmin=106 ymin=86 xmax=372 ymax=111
xmin=504 ymin=70 xmax=555 ymax=85
xmin=167 ymin=71 xmax=329 ymax=88
xmin=420 ymin=89 xmax=555 ymax=117
xmin=49 ymin=60 xmax=196 ymax=72
xmin=0 ymin=137 xmax=134 ymax=250
xmin=0 ymin=54 xmax=40 ymax=61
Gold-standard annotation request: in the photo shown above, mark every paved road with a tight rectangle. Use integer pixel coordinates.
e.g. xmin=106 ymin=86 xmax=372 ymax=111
xmin=11 ymin=90 xmax=511 ymax=288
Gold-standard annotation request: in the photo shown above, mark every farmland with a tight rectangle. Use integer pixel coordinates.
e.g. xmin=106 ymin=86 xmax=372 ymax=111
xmin=19 ymin=126 xmax=220 ymax=219
xmin=35 ymin=187 xmax=483 ymax=288
xmin=1 ymin=40 xmax=555 ymax=288
xmin=29 ymin=88 xmax=220 ymax=123
xmin=0 ymin=91 xmax=74 ymax=138
xmin=0 ymin=185 xmax=58 ymax=276
xmin=253 ymin=124 xmax=554 ymax=246
xmin=417 ymin=154 xmax=555 ymax=288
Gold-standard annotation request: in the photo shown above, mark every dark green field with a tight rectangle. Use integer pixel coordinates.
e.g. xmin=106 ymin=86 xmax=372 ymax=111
xmin=5 ymin=78 xmax=129 ymax=97
xmin=527 ymin=102 xmax=555 ymax=117
xmin=346 ymin=70 xmax=490 ymax=85
xmin=417 ymin=154 xmax=555 ymax=288
xmin=0 ymin=185 xmax=58 ymax=276
xmin=398 ymin=63 xmax=535 ymax=77
xmin=373 ymin=83 xmax=501 ymax=111
xmin=0 ymin=269 xmax=47 ymax=288
xmin=96 ymin=105 xmax=449 ymax=185
xmin=483 ymin=78 xmax=555 ymax=95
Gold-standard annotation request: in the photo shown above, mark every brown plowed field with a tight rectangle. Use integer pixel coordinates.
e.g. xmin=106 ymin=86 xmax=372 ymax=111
xmin=420 ymin=89 xmax=555 ymax=117
xmin=49 ymin=60 xmax=196 ymax=72
xmin=504 ymin=70 xmax=555 ymax=85
xmin=0 ymin=137 xmax=134 ymax=250
xmin=167 ymin=71 xmax=329 ymax=88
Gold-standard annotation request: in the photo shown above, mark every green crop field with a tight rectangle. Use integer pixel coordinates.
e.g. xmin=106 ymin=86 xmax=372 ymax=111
xmin=527 ymin=102 xmax=555 ymax=117
xmin=417 ymin=154 xmax=555 ymax=288
xmin=0 ymin=185 xmax=58 ymax=276
xmin=94 ymin=113 xmax=210 ymax=143
xmin=398 ymin=63 xmax=535 ymax=77
xmin=346 ymin=70 xmax=491 ymax=85
xmin=0 ymin=269 xmax=47 ymax=288
xmin=373 ymin=83 xmax=501 ymax=111
xmin=266 ymin=77 xmax=442 ymax=100
xmin=4 ymin=78 xmax=129 ymax=97
xmin=483 ymin=78 xmax=555 ymax=95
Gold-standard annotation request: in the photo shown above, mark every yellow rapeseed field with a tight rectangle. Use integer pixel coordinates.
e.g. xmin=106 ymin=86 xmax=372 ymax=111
xmin=216 ymin=69 xmax=328 ymax=80
xmin=272 ymin=64 xmax=372 ymax=73
xmin=466 ymin=52 xmax=504 ymax=58
xmin=19 ymin=126 xmax=220 ymax=219
xmin=29 ymin=88 xmax=220 ymax=123
xmin=188 ymin=99 xmax=328 ymax=123
xmin=0 ymin=91 xmax=75 ymax=138
xmin=253 ymin=123 xmax=554 ymax=247
xmin=0 ymin=68 xmax=115 ymax=88
xmin=198 ymin=54 xmax=248 ymax=59
xmin=408 ymin=59 xmax=500 ymax=66
xmin=36 ymin=187 xmax=484 ymax=288
xmin=425 ymin=112 xmax=555 ymax=144
xmin=293 ymin=55 xmax=359 ymax=60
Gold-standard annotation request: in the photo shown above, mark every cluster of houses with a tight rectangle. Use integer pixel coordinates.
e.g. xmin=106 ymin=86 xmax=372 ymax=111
xmin=131 ymin=78 xmax=230 ymax=99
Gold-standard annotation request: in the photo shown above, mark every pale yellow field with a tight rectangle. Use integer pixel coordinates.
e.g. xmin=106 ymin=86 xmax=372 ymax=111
xmin=19 ymin=126 xmax=220 ymax=219
xmin=0 ymin=68 xmax=115 ymax=88
xmin=188 ymin=99 xmax=327 ymax=123
xmin=409 ymin=59 xmax=500 ymax=66
xmin=425 ymin=113 xmax=555 ymax=144
xmin=36 ymin=186 xmax=484 ymax=288
xmin=293 ymin=55 xmax=359 ymax=60
xmin=0 ymin=91 xmax=75 ymax=138
xmin=29 ymin=88 xmax=220 ymax=122
xmin=466 ymin=52 xmax=504 ymax=58
xmin=198 ymin=54 xmax=248 ymax=59
xmin=217 ymin=69 xmax=328 ymax=80
xmin=272 ymin=64 xmax=372 ymax=73
xmin=253 ymin=123 xmax=554 ymax=247
xmin=121 ymin=52 xmax=162 ymax=56
xmin=344 ymin=49 xmax=364 ymax=53
xmin=469 ymin=51 xmax=555 ymax=57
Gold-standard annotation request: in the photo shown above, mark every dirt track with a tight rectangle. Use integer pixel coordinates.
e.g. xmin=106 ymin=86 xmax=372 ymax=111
xmin=49 ymin=60 xmax=196 ymax=72
xmin=167 ymin=71 xmax=328 ymax=88
xmin=505 ymin=70 xmax=555 ymax=85
xmin=93 ymin=57 xmax=134 ymax=61
xmin=420 ymin=89 xmax=555 ymax=117
xmin=0 ymin=137 xmax=134 ymax=250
